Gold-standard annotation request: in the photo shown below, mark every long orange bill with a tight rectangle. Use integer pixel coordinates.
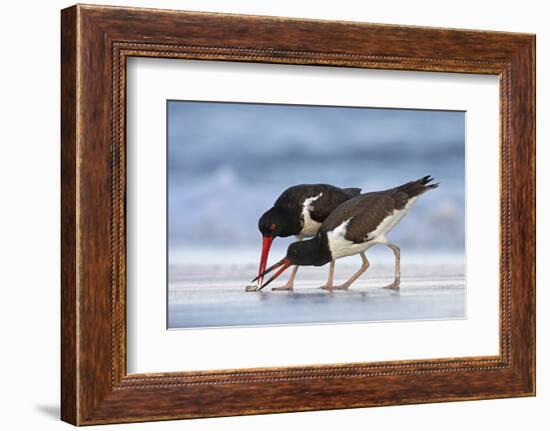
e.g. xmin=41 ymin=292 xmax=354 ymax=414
xmin=255 ymin=236 xmax=273 ymax=286
xmin=254 ymin=258 xmax=291 ymax=291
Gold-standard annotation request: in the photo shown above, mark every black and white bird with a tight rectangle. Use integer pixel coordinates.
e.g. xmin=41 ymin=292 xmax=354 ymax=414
xmin=254 ymin=176 xmax=438 ymax=291
xmin=248 ymin=184 xmax=361 ymax=291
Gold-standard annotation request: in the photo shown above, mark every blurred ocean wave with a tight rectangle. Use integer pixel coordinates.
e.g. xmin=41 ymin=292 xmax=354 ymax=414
xmin=168 ymin=101 xmax=465 ymax=263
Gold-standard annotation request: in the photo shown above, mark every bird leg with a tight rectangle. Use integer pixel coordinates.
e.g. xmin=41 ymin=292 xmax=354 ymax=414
xmin=320 ymin=260 xmax=336 ymax=290
xmin=331 ymin=252 xmax=369 ymax=290
xmin=271 ymin=265 xmax=299 ymax=291
xmin=383 ymin=242 xmax=400 ymax=289
xmin=272 ymin=235 xmax=304 ymax=291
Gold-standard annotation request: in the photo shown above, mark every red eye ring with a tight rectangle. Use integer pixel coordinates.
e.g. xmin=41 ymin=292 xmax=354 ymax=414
xmin=270 ymin=223 xmax=276 ymax=231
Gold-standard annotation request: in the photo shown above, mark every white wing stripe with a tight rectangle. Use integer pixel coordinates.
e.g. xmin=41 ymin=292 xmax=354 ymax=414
xmin=300 ymin=193 xmax=323 ymax=237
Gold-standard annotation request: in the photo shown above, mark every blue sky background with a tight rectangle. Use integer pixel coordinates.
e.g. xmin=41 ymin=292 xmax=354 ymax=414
xmin=168 ymin=101 xmax=465 ymax=265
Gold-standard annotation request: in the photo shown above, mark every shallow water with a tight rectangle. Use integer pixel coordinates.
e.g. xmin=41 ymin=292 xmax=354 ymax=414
xmin=168 ymin=264 xmax=465 ymax=329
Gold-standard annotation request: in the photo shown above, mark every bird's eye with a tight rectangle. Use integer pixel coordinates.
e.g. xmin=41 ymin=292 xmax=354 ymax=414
xmin=270 ymin=223 xmax=276 ymax=231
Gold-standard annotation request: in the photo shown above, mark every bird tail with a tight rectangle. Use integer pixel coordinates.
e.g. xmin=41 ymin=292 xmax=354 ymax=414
xmin=342 ymin=187 xmax=362 ymax=199
xmin=396 ymin=175 xmax=439 ymax=198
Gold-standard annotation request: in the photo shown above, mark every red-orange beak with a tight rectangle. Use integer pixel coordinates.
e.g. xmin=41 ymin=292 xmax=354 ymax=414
xmin=252 ymin=257 xmax=291 ymax=291
xmin=255 ymin=235 xmax=274 ymax=286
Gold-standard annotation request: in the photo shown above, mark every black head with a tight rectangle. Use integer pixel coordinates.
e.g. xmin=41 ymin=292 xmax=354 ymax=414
xmin=255 ymin=206 xmax=297 ymax=287
xmin=252 ymin=237 xmax=332 ymax=290
xmin=286 ymin=238 xmax=331 ymax=267
xmin=258 ymin=207 xmax=299 ymax=238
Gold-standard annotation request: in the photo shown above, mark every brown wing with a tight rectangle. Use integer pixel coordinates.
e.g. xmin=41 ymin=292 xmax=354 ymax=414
xmin=320 ymin=192 xmax=407 ymax=244
xmin=273 ymin=183 xmax=361 ymax=223
xmin=308 ymin=186 xmax=358 ymax=222
xmin=319 ymin=176 xmax=438 ymax=244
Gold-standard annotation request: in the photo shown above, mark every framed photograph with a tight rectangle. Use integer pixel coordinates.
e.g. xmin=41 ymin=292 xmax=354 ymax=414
xmin=61 ymin=4 xmax=535 ymax=425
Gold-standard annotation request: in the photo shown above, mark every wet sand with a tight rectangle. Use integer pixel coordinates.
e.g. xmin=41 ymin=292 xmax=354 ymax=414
xmin=168 ymin=263 xmax=465 ymax=329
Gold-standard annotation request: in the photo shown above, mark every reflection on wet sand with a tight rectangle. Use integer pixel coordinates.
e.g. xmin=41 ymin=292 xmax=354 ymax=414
xmin=168 ymin=264 xmax=465 ymax=329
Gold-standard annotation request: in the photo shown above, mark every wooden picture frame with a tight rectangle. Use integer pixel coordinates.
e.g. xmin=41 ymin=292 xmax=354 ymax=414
xmin=61 ymin=4 xmax=535 ymax=425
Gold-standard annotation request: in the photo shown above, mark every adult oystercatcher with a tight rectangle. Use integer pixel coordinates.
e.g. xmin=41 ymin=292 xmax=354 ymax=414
xmin=247 ymin=184 xmax=361 ymax=291
xmin=254 ymin=176 xmax=438 ymax=291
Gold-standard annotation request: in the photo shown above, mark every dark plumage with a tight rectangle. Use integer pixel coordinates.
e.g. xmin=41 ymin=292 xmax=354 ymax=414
xmin=250 ymin=184 xmax=361 ymax=291
xmin=259 ymin=184 xmax=362 ymax=237
xmin=256 ymin=176 xmax=438 ymax=291
xmin=322 ymin=175 xmax=438 ymax=244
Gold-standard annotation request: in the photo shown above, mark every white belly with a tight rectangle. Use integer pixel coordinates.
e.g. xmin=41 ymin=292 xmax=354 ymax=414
xmin=300 ymin=218 xmax=322 ymax=237
xmin=299 ymin=193 xmax=323 ymax=237
xmin=326 ymin=219 xmax=371 ymax=259
xmin=368 ymin=197 xmax=417 ymax=241
xmin=327 ymin=197 xmax=417 ymax=260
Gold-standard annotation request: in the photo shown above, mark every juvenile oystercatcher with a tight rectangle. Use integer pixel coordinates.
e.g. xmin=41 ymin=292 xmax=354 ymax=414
xmin=247 ymin=184 xmax=361 ymax=291
xmin=254 ymin=176 xmax=438 ymax=291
